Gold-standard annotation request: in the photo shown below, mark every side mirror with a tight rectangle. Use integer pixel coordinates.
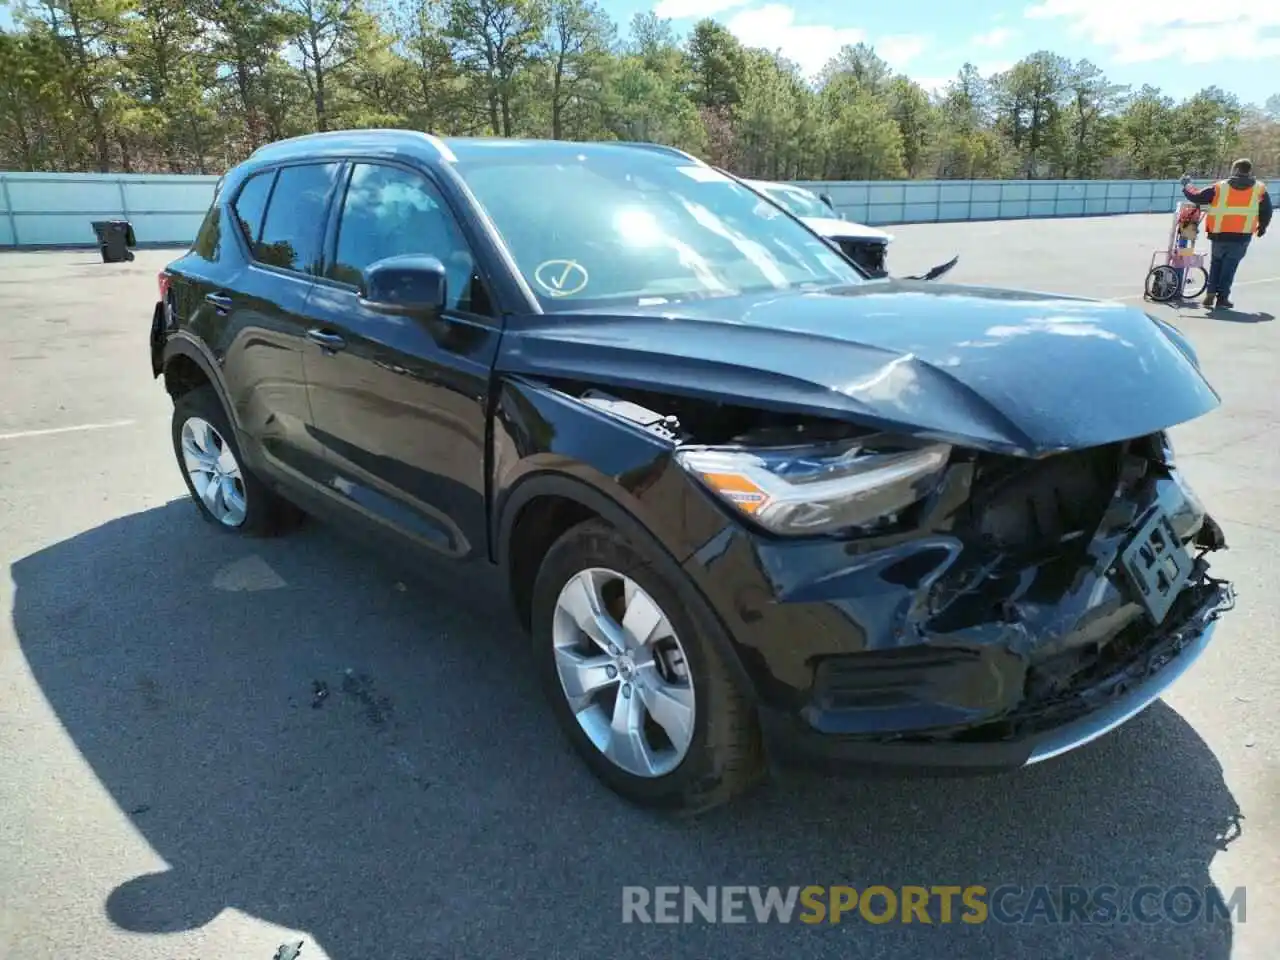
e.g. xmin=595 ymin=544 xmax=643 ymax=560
xmin=359 ymin=254 xmax=447 ymax=318
xmin=819 ymin=192 xmax=846 ymax=221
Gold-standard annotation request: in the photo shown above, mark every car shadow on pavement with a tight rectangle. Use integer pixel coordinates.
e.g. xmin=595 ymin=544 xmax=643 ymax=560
xmin=11 ymin=502 xmax=1244 ymax=960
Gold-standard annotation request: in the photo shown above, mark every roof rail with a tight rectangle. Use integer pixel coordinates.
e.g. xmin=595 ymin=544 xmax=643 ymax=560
xmin=247 ymin=129 xmax=455 ymax=162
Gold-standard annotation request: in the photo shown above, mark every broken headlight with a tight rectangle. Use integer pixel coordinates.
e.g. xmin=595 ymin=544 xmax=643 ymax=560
xmin=674 ymin=439 xmax=952 ymax=536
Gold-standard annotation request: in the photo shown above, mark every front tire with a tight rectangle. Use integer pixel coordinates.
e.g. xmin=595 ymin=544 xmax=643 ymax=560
xmin=531 ymin=518 xmax=765 ymax=814
xmin=171 ymin=384 xmax=300 ymax=537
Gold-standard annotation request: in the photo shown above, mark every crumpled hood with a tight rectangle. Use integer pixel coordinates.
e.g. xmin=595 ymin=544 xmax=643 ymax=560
xmin=496 ymin=281 xmax=1221 ymax=456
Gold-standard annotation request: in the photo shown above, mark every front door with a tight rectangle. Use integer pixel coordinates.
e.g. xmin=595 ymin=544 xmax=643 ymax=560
xmin=301 ymin=161 xmax=502 ymax=560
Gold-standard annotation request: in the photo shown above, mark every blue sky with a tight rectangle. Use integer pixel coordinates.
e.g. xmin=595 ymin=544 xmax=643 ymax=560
xmin=622 ymin=0 xmax=1280 ymax=105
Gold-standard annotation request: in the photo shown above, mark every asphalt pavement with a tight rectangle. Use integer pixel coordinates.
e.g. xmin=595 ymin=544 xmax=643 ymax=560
xmin=1 ymin=214 xmax=1276 ymax=960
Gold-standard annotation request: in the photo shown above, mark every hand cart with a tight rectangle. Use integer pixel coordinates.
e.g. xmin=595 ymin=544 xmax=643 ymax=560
xmin=1144 ymin=201 xmax=1208 ymax=302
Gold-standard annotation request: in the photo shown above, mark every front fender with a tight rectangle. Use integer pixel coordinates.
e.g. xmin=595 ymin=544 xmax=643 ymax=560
xmin=489 ymin=376 xmax=724 ymax=568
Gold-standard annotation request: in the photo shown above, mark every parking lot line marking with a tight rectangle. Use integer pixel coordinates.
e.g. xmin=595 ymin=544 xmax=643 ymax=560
xmin=0 ymin=419 xmax=136 ymax=441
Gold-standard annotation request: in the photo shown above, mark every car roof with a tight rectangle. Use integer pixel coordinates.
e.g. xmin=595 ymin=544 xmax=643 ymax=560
xmin=245 ymin=130 xmax=709 ymax=171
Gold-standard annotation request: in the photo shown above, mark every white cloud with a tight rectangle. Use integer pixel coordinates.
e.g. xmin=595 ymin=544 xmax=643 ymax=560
xmin=653 ymin=0 xmax=751 ymax=19
xmin=1112 ymin=28 xmax=1280 ymax=64
xmin=1025 ymin=0 xmax=1280 ymax=64
xmin=977 ymin=59 xmax=1015 ymax=75
xmin=725 ymin=4 xmax=867 ymax=78
xmin=877 ymin=34 xmax=929 ymax=68
xmin=913 ymin=76 xmax=953 ymax=94
xmin=972 ymin=27 xmax=1014 ymax=47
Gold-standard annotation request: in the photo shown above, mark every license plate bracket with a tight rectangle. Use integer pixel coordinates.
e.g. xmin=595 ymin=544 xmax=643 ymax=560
xmin=1118 ymin=506 xmax=1194 ymax=625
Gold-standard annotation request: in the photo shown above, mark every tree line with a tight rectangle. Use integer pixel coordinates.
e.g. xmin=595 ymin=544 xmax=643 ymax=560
xmin=2 ymin=0 xmax=1278 ymax=181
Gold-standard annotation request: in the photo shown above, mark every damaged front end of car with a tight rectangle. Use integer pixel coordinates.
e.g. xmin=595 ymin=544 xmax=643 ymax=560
xmin=694 ymin=422 xmax=1237 ymax=770
xmin=492 ymin=292 xmax=1236 ymax=770
xmin=785 ymin=430 xmax=1235 ymax=762
xmin=493 ymin=372 xmax=1235 ymax=772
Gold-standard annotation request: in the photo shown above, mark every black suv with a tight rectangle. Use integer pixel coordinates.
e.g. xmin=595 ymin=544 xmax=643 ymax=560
xmin=151 ymin=131 xmax=1234 ymax=813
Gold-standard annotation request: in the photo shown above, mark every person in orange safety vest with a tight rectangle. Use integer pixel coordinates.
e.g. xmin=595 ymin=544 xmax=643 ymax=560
xmin=1180 ymin=159 xmax=1271 ymax=310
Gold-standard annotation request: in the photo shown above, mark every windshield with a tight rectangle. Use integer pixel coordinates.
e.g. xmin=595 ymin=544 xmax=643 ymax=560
xmin=758 ymin=183 xmax=832 ymax=220
xmin=456 ymin=154 xmax=861 ymax=311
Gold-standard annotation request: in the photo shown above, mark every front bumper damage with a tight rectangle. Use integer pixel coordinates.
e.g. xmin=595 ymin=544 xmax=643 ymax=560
xmin=681 ymin=436 xmax=1236 ymax=772
xmin=756 ymin=575 xmax=1232 ymax=772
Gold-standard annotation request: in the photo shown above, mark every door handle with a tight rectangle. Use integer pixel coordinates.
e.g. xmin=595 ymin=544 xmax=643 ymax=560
xmin=307 ymin=328 xmax=347 ymax=352
xmin=205 ymin=292 xmax=232 ymax=313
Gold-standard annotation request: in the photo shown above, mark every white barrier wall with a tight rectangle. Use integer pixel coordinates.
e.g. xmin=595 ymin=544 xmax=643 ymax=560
xmin=0 ymin=171 xmax=1186 ymax=248
xmin=0 ymin=172 xmax=221 ymax=247
xmin=795 ymin=178 xmax=1186 ymax=226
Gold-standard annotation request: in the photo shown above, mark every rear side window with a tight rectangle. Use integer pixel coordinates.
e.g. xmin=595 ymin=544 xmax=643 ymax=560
xmin=191 ymin=205 xmax=222 ymax=262
xmin=256 ymin=162 xmax=342 ymax=274
xmin=232 ymin=170 xmax=274 ymax=247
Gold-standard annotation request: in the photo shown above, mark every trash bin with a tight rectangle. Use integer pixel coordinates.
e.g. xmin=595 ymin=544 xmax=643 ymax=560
xmin=91 ymin=219 xmax=136 ymax=263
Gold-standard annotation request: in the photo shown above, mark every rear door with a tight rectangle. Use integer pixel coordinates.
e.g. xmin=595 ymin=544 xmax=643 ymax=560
xmin=301 ymin=160 xmax=503 ymax=560
xmin=212 ymin=161 xmax=343 ymax=487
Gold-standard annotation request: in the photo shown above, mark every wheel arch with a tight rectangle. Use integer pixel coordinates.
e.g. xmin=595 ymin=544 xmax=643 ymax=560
xmin=498 ymin=472 xmax=656 ymax=630
xmin=497 ymin=472 xmax=758 ymax=702
xmin=161 ymin=336 xmax=241 ymax=432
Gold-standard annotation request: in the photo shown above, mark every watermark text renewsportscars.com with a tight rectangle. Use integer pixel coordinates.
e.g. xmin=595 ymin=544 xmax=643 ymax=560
xmin=621 ymin=885 xmax=1247 ymax=925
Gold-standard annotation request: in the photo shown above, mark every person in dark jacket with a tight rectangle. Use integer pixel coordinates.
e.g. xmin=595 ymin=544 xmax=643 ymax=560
xmin=1181 ymin=160 xmax=1271 ymax=309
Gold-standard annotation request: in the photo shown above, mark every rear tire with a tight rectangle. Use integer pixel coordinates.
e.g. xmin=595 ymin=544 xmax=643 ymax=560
xmin=171 ymin=384 xmax=301 ymax=537
xmin=531 ymin=518 xmax=765 ymax=814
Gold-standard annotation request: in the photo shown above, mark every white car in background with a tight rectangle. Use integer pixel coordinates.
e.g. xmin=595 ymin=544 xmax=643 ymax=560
xmin=745 ymin=179 xmax=895 ymax=278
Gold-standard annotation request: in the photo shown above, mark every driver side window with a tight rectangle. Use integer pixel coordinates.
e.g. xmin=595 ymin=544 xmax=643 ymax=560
xmin=329 ymin=163 xmax=492 ymax=316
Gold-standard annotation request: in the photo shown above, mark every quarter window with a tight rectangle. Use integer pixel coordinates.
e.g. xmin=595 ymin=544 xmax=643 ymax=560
xmin=231 ymin=170 xmax=274 ymax=248
xmin=191 ymin=204 xmax=222 ymax=262
xmin=330 ymin=163 xmax=491 ymax=315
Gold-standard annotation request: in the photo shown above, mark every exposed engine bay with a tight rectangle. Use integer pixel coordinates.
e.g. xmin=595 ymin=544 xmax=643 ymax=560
xmin=574 ymin=382 xmax=869 ymax=447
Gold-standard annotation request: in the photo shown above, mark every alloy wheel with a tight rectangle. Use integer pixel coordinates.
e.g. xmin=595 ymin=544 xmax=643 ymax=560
xmin=551 ymin=567 xmax=696 ymax=778
xmin=180 ymin=416 xmax=247 ymax=527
